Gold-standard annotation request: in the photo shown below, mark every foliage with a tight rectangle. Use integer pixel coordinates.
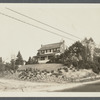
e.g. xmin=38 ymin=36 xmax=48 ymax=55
xmin=0 ymin=62 xmax=5 ymax=72
xmin=63 ymin=41 xmax=86 ymax=68
xmin=15 ymin=51 xmax=23 ymax=65
xmin=26 ymin=57 xmax=33 ymax=64
xmin=68 ymin=41 xmax=86 ymax=60
xmin=63 ymin=58 xmax=72 ymax=67
xmin=26 ymin=57 xmax=38 ymax=65
xmin=92 ymin=62 xmax=100 ymax=74
xmin=0 ymin=61 xmax=19 ymax=76
xmin=61 ymin=40 xmax=100 ymax=74
xmin=5 ymin=61 xmax=18 ymax=73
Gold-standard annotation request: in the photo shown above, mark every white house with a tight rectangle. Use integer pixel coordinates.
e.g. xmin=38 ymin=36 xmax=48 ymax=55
xmin=36 ymin=40 xmax=66 ymax=63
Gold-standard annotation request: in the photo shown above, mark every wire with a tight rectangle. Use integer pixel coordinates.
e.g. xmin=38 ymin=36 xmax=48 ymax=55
xmin=0 ymin=12 xmax=75 ymax=41
xmin=6 ymin=7 xmax=81 ymax=40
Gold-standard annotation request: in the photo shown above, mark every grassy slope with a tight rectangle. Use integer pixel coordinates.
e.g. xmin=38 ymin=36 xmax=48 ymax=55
xmin=18 ymin=63 xmax=65 ymax=71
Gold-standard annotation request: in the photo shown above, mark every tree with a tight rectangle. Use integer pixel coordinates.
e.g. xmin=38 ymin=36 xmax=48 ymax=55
xmin=11 ymin=59 xmax=18 ymax=73
xmin=5 ymin=62 xmax=13 ymax=73
xmin=82 ymin=37 xmax=95 ymax=61
xmin=0 ymin=62 xmax=5 ymax=75
xmin=63 ymin=41 xmax=87 ymax=68
xmin=15 ymin=51 xmax=23 ymax=65
xmin=27 ymin=57 xmax=33 ymax=64
xmin=68 ymin=41 xmax=87 ymax=61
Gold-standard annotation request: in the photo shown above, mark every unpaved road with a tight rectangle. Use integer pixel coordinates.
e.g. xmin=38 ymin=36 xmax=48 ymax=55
xmin=0 ymin=78 xmax=69 ymax=92
xmin=0 ymin=78 xmax=100 ymax=92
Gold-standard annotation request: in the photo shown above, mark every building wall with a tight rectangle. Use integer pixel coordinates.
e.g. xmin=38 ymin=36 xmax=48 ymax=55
xmin=37 ymin=41 xmax=66 ymax=63
xmin=38 ymin=48 xmax=61 ymax=55
xmin=38 ymin=56 xmax=49 ymax=63
xmin=60 ymin=41 xmax=66 ymax=53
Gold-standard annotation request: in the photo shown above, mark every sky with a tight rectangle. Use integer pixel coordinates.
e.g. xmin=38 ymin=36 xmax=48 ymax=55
xmin=0 ymin=4 xmax=100 ymax=62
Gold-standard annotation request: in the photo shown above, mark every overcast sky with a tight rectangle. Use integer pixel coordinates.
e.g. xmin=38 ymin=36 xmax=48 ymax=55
xmin=0 ymin=4 xmax=100 ymax=62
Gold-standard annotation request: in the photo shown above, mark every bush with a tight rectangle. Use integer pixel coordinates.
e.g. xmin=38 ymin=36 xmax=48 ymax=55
xmin=63 ymin=67 xmax=68 ymax=72
xmin=72 ymin=61 xmax=78 ymax=68
xmin=78 ymin=60 xmax=85 ymax=69
xmin=0 ymin=63 xmax=5 ymax=72
xmin=92 ymin=66 xmax=99 ymax=74
xmin=51 ymin=70 xmax=54 ymax=73
xmin=57 ymin=68 xmax=62 ymax=73
xmin=91 ymin=62 xmax=100 ymax=74
xmin=81 ymin=61 xmax=100 ymax=74
xmin=84 ymin=62 xmax=91 ymax=69
xmin=64 ymin=59 xmax=72 ymax=67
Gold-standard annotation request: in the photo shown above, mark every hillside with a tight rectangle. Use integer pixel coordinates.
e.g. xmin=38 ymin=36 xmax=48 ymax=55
xmin=18 ymin=64 xmax=65 ymax=71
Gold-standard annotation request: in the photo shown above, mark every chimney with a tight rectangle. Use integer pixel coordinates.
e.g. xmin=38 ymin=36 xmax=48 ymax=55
xmin=41 ymin=44 xmax=43 ymax=47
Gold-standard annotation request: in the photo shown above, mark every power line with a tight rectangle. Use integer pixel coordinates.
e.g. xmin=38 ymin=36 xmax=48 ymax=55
xmin=0 ymin=12 xmax=75 ymax=41
xmin=6 ymin=7 xmax=81 ymax=40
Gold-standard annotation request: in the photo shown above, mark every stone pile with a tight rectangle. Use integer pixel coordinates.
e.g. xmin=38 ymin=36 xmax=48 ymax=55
xmin=17 ymin=67 xmax=97 ymax=83
xmin=18 ymin=67 xmax=69 ymax=83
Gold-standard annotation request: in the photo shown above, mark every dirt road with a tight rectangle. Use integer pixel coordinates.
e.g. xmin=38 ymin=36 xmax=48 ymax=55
xmin=0 ymin=78 xmax=100 ymax=92
xmin=0 ymin=78 xmax=69 ymax=92
xmin=0 ymin=78 xmax=85 ymax=92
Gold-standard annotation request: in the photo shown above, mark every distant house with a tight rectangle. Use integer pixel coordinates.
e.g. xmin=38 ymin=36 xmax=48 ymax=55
xmin=35 ymin=40 xmax=66 ymax=63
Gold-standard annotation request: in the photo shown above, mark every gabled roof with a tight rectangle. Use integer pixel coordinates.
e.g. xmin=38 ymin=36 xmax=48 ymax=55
xmin=38 ymin=42 xmax=63 ymax=51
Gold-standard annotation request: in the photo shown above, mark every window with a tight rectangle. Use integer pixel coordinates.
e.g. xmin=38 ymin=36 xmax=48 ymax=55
xmin=49 ymin=49 xmax=51 ymax=52
xmin=53 ymin=48 xmax=57 ymax=52
xmin=41 ymin=57 xmax=45 ymax=60
xmin=57 ymin=48 xmax=60 ymax=52
xmin=48 ymin=56 xmax=52 ymax=59
xmin=41 ymin=50 xmax=44 ymax=54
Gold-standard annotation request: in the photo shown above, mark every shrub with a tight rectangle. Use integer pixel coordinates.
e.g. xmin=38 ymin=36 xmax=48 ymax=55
xmin=91 ymin=62 xmax=100 ymax=74
xmin=0 ymin=63 xmax=5 ymax=73
xmin=57 ymin=69 xmax=62 ymax=74
xmin=78 ymin=60 xmax=85 ymax=69
xmin=92 ymin=66 xmax=99 ymax=74
xmin=51 ymin=70 xmax=54 ymax=73
xmin=84 ymin=62 xmax=91 ymax=69
xmin=72 ymin=61 xmax=78 ymax=68
xmin=64 ymin=59 xmax=72 ymax=67
xmin=63 ymin=67 xmax=68 ymax=72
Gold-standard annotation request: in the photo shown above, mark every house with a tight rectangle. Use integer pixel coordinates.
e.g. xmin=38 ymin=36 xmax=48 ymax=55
xmin=36 ymin=40 xmax=66 ymax=63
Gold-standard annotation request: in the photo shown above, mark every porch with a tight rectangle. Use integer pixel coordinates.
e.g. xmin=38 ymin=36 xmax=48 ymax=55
xmin=37 ymin=54 xmax=54 ymax=63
